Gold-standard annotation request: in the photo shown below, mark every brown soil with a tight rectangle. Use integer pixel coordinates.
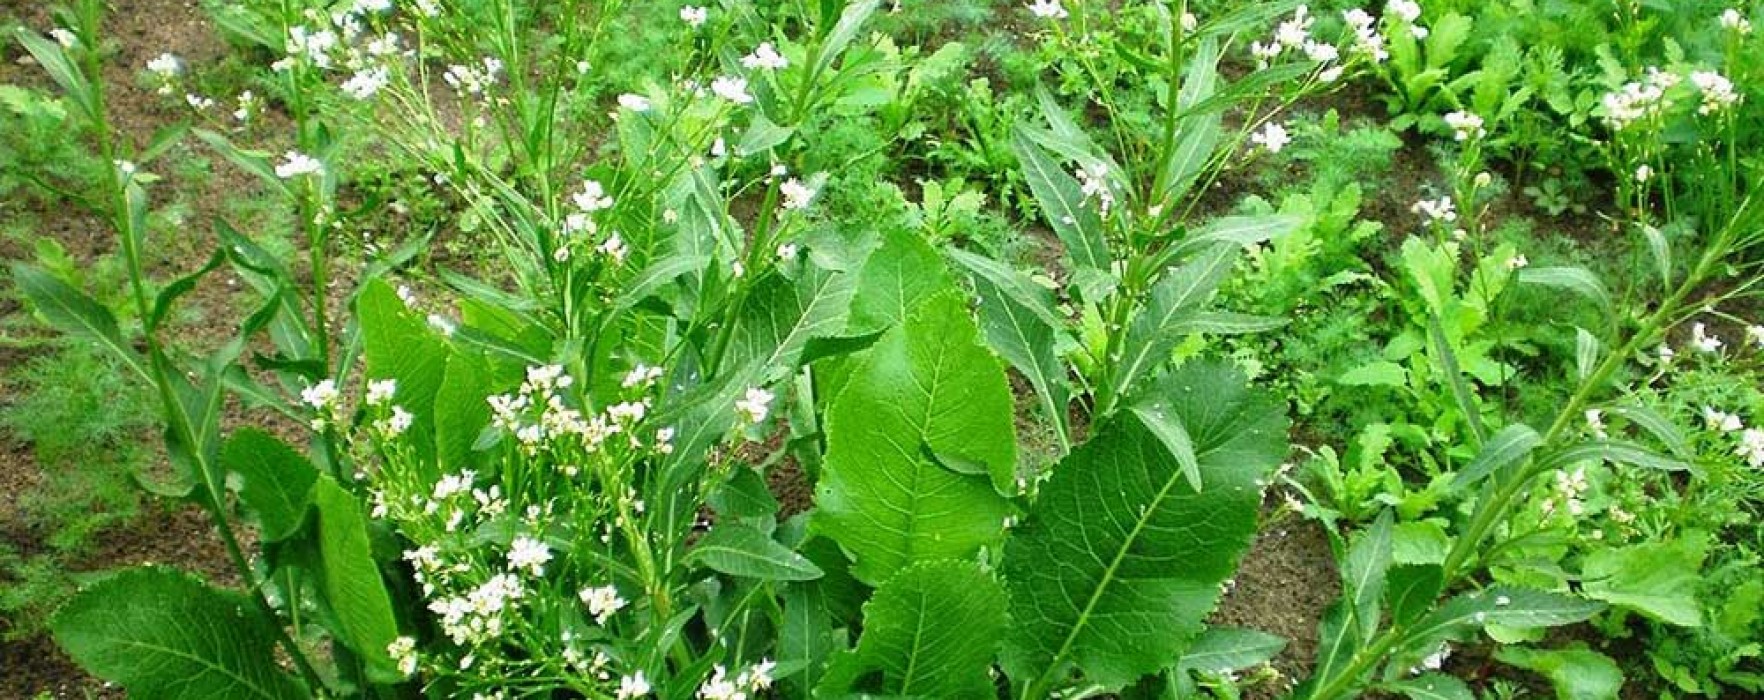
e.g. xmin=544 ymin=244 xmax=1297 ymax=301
xmin=1211 ymin=510 xmax=1341 ymax=699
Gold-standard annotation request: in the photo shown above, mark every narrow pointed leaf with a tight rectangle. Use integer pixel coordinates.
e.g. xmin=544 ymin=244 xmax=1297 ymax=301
xmin=1115 ymin=245 xmax=1238 ymax=400
xmin=1451 ymin=423 xmax=1542 ymax=489
xmin=11 ymin=263 xmax=147 ymax=381
xmin=1013 ymin=126 xmax=1110 ymax=273
xmin=687 ymin=523 xmax=824 ymax=581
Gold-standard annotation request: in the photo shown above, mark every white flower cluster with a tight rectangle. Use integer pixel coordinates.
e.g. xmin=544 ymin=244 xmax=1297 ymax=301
xmin=1600 ymin=67 xmax=1679 ymax=130
xmin=740 ymin=42 xmax=788 ymax=71
xmin=146 ymin=53 xmax=182 ymax=95
xmin=487 ymin=365 xmax=661 ymax=456
xmin=1705 ymin=407 xmax=1764 ymax=468
xmin=366 ymin=378 xmax=414 ymax=438
xmin=1443 ymin=110 xmax=1485 ymax=141
xmin=1541 ymin=466 xmax=1589 ymax=517
xmin=1342 ymin=10 xmax=1389 ymax=63
xmin=1251 ymin=123 xmax=1291 ymax=153
xmin=735 ymin=387 xmax=774 ymax=426
xmin=1410 ymin=196 xmax=1457 ymax=225
xmin=680 ymin=6 xmax=709 ymax=27
xmin=697 ymin=660 xmax=775 ymax=700
xmin=301 ymin=379 xmax=342 ymax=431
xmin=444 ymin=57 xmax=505 ymax=98
xmin=276 ymin=151 xmax=325 ymax=179
xmin=617 ymin=671 xmax=652 ymax=699
xmin=1246 ymin=4 xmax=1383 ymax=80
xmin=1689 ymin=70 xmax=1740 ymax=115
xmin=1720 ymin=8 xmax=1753 ymax=34
xmin=558 ymin=179 xmax=627 ymax=264
xmin=578 ymin=584 xmax=628 ymax=624
xmin=779 ymin=176 xmax=818 ymax=212
xmin=1074 ymin=163 xmax=1115 ymax=216
xmin=1027 ymin=0 xmax=1067 ymax=20
xmin=428 ymin=572 xmax=525 ymax=645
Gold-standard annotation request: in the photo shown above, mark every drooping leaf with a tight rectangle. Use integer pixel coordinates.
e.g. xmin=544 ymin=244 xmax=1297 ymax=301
xmin=1451 ymin=423 xmax=1542 ymax=488
xmin=948 ymin=247 xmax=1065 ymax=328
xmin=219 ymin=428 xmax=317 ymax=542
xmin=1001 ymin=361 xmax=1287 ymax=687
xmin=10 ymin=263 xmax=146 ymax=381
xmin=1404 ymin=587 xmax=1602 ymax=647
xmin=970 ymin=265 xmax=1072 ymax=448
xmin=686 ymin=523 xmax=824 ymax=581
xmin=1516 ymin=266 xmax=1612 ymax=317
xmin=1386 ymin=673 xmax=1475 ymax=700
xmin=816 ymin=292 xmax=1016 ymax=584
xmin=314 ymin=477 xmax=401 ymax=678
xmin=52 ymin=567 xmax=308 ymax=699
xmin=1171 ymin=214 xmax=1301 ymax=259
xmin=846 ymin=227 xmax=955 ymax=335
xmin=1495 ymin=646 xmax=1624 ymax=700
xmin=818 ymin=559 xmax=1007 ymax=698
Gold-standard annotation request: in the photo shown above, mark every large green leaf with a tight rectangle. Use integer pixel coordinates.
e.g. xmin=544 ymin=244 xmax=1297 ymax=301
xmin=818 ymin=559 xmax=1007 ymax=697
xmin=816 ymin=291 xmax=1016 ymax=584
xmin=52 ymin=567 xmax=307 ymax=699
xmin=1013 ymin=126 xmax=1110 ymax=274
xmin=314 ymin=477 xmax=400 ymax=678
xmin=727 ymin=262 xmax=857 ymax=380
xmin=846 ymin=228 xmax=954 ymax=335
xmin=219 ymin=429 xmax=317 ymax=542
xmin=1001 ymin=361 xmax=1287 ymax=687
xmin=686 ymin=522 xmax=824 ymax=581
xmin=1581 ymin=539 xmax=1705 ymax=627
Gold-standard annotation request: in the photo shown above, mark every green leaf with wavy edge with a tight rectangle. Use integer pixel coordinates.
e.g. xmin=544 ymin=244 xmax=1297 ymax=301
xmin=818 ymin=559 xmax=1007 ymax=697
xmin=314 ymin=477 xmax=401 ymax=678
xmin=816 ymin=291 xmax=1016 ymax=584
xmin=687 ymin=522 xmax=823 ymax=581
xmin=727 ymin=262 xmax=857 ymax=382
xmin=1177 ymin=627 xmax=1286 ymax=675
xmin=1581 ymin=539 xmax=1705 ymax=627
xmin=1516 ymin=266 xmax=1612 ymax=317
xmin=1001 ymin=361 xmax=1287 ymax=688
xmin=220 ymin=429 xmax=316 ymax=542
xmin=52 ymin=567 xmax=307 ymax=699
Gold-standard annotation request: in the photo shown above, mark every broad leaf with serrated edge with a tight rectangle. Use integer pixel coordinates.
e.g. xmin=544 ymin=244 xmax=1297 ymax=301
xmin=816 ymin=291 xmax=1015 ymax=584
xmin=846 ymin=227 xmax=953 ymax=335
xmin=1001 ymin=361 xmax=1287 ymax=687
xmin=818 ymin=559 xmax=1007 ymax=697
xmin=52 ymin=567 xmax=307 ymax=699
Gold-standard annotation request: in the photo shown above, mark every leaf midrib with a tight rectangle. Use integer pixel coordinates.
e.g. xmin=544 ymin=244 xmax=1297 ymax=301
xmin=1044 ymin=452 xmax=1188 ymax=674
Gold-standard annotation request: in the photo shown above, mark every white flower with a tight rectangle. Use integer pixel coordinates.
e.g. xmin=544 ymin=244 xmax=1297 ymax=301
xmin=1251 ymin=122 xmax=1291 ymax=153
xmin=1690 ymin=70 xmax=1740 ymax=115
xmin=598 ymin=232 xmax=629 ymax=263
xmin=1074 ymin=163 xmax=1114 ymax=215
xmin=1026 ymin=0 xmax=1068 ymax=20
xmin=736 ymin=387 xmax=773 ymax=425
xmin=1635 ymin=164 xmax=1653 ymax=183
xmin=185 ymin=93 xmax=215 ymax=111
xmin=1720 ymin=8 xmax=1753 ymax=34
xmin=1274 ymin=5 xmax=1313 ymax=48
xmin=711 ymin=75 xmax=753 ymax=104
xmin=507 ymin=535 xmax=553 ymax=576
xmin=1443 ymin=110 xmax=1485 ymax=141
xmin=1181 ymin=12 xmax=1198 ymax=32
xmin=233 ymin=90 xmax=257 ymax=123
xmin=680 ymin=5 xmax=708 ymax=26
xmin=367 ymin=378 xmax=398 ymax=406
xmin=624 ymin=364 xmax=664 ymax=388
xmin=655 ymin=427 xmax=676 ymax=454
xmin=738 ymin=659 xmax=776 ymax=690
xmin=146 ymin=53 xmax=182 ymax=77
xmin=1411 ymin=196 xmax=1457 ymax=224
xmin=1746 ymin=324 xmax=1764 ymax=348
xmin=275 ymin=151 xmax=324 ymax=179
xmin=342 ymin=66 xmax=390 ymax=100
xmin=50 ymin=28 xmax=78 ymax=48
xmin=776 ymin=243 xmax=799 ymax=261
xmin=1250 ymin=40 xmax=1283 ymax=64
xmin=356 ymin=0 xmax=393 ymax=12
xmin=741 ymin=42 xmax=789 ymax=71
xmin=1692 ymin=322 xmax=1723 ymax=353
xmin=618 ymin=93 xmax=651 ymax=112
xmin=698 ymin=665 xmax=746 ymax=700
xmin=579 ymin=585 xmax=627 ymax=624
xmin=301 ymin=379 xmax=340 ymax=410
xmin=1303 ymin=40 xmax=1339 ymax=63
xmin=617 ymin=671 xmax=652 ymax=699
xmin=1389 ymin=0 xmax=1423 ymax=23
xmin=1507 ymin=254 xmax=1529 ymax=270
xmin=378 ymin=405 xmax=414 ymax=437
xmin=574 ymin=179 xmax=615 ymax=212
xmin=1585 ymin=408 xmax=1607 ymax=439
xmin=780 ymin=178 xmax=817 ymax=211
xmin=1737 ymin=428 xmax=1764 ymax=468
xmin=1704 ymin=406 xmax=1744 ymax=433
xmin=387 ymin=636 xmax=418 ymax=677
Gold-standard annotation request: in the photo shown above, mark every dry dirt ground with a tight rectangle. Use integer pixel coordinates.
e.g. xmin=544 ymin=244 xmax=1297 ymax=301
xmin=0 ymin=1 xmax=1345 ymax=698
